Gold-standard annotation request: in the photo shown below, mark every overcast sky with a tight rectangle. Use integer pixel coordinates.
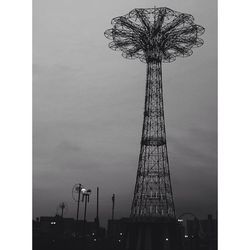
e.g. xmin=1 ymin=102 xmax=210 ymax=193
xmin=33 ymin=0 xmax=217 ymax=226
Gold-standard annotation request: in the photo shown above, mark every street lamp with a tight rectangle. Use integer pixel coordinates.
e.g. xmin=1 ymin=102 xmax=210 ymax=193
xmin=72 ymin=184 xmax=91 ymax=222
xmin=79 ymin=187 xmax=91 ymax=236
xmin=81 ymin=188 xmax=91 ymax=223
xmin=72 ymin=184 xmax=91 ymax=236
xmin=72 ymin=184 xmax=84 ymax=221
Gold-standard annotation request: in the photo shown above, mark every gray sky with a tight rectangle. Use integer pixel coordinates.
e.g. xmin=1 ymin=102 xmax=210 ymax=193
xmin=33 ymin=0 xmax=217 ymax=226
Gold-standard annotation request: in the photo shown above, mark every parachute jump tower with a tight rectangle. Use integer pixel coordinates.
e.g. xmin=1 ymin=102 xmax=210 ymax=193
xmin=105 ymin=7 xmax=204 ymax=220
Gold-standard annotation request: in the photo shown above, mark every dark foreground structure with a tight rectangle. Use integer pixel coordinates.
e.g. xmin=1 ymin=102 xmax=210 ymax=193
xmin=107 ymin=215 xmax=217 ymax=250
xmin=108 ymin=217 xmax=183 ymax=250
xmin=104 ymin=7 xmax=205 ymax=250
xmin=33 ymin=216 xmax=106 ymax=250
xmin=33 ymin=215 xmax=217 ymax=250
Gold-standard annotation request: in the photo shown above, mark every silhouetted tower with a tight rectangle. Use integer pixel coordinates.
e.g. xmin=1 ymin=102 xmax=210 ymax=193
xmin=105 ymin=7 xmax=204 ymax=218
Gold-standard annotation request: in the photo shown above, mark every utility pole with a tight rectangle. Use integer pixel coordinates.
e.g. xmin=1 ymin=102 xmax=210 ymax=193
xmin=95 ymin=187 xmax=100 ymax=227
xmin=112 ymin=194 xmax=115 ymax=221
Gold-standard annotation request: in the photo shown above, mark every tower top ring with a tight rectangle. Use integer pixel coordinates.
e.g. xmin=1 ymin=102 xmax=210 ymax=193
xmin=104 ymin=7 xmax=205 ymax=63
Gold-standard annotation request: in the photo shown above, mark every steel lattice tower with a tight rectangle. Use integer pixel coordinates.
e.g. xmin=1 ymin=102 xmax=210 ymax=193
xmin=105 ymin=7 xmax=204 ymax=218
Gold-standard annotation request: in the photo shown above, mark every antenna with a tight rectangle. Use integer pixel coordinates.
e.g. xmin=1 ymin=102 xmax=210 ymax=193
xmin=57 ymin=202 xmax=68 ymax=218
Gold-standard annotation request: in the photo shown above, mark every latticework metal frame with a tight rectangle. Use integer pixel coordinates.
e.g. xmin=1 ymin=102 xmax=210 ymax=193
xmin=105 ymin=7 xmax=204 ymax=218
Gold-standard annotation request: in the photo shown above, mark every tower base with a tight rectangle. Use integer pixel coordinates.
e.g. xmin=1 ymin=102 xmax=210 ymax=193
xmin=125 ymin=217 xmax=183 ymax=250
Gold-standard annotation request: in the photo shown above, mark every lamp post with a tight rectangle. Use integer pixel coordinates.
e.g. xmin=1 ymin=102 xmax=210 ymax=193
xmin=72 ymin=184 xmax=83 ymax=221
xmin=81 ymin=188 xmax=91 ymax=234
xmin=72 ymin=184 xmax=91 ymax=237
